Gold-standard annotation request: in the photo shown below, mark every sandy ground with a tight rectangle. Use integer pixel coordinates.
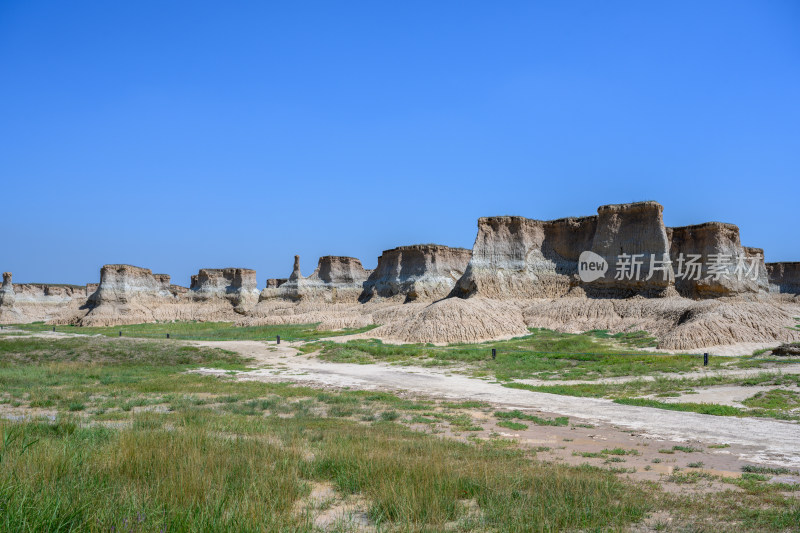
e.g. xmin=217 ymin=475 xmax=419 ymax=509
xmin=189 ymin=339 xmax=800 ymax=469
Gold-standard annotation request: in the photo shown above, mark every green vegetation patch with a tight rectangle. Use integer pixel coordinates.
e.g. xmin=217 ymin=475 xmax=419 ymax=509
xmin=497 ymin=420 xmax=528 ymax=431
xmin=742 ymin=389 xmax=800 ymax=410
xmin=1 ymin=331 xmax=799 ymax=530
xmin=613 ymin=398 xmax=745 ymax=417
xmin=315 ymin=328 xmax=720 ymax=381
xmin=15 ymin=321 xmax=378 ymax=342
xmin=494 ymin=410 xmax=568 ymax=426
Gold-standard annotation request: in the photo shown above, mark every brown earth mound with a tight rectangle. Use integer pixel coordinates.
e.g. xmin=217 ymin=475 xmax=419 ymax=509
xmin=371 ymin=297 xmax=529 ymax=344
xmin=521 ymin=298 xmax=800 ymax=350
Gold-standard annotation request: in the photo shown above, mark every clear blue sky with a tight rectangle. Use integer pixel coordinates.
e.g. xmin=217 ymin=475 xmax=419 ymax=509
xmin=2 ymin=1 xmax=798 ymax=286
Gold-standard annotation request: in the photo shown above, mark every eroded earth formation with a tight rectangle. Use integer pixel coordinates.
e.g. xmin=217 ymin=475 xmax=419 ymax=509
xmin=3 ymin=201 xmax=799 ymax=350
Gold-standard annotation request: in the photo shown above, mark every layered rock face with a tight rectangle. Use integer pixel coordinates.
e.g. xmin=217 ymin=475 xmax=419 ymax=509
xmin=93 ymin=264 xmax=172 ymax=305
xmin=667 ymin=223 xmax=768 ymax=298
xmin=5 ymin=199 xmax=797 ymax=351
xmin=361 ymin=245 xmax=471 ymax=302
xmin=588 ymin=201 xmax=673 ymax=296
xmin=190 ymin=268 xmax=259 ymax=309
xmin=456 ymin=201 xmax=771 ymax=300
xmin=767 ymin=263 xmax=800 ymax=295
xmin=154 ymin=274 xmax=171 ymax=292
xmin=71 ymin=264 xmax=177 ymax=326
xmin=454 ymin=215 xmax=596 ymax=299
xmin=14 ymin=284 xmax=87 ymax=304
xmin=260 ymin=255 xmax=371 ymax=303
xmin=1 ymin=272 xmax=93 ymax=323
xmin=0 ymin=272 xmax=15 ymax=308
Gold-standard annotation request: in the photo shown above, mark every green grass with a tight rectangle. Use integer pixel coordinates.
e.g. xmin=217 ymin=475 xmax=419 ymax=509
xmin=15 ymin=321 xmax=378 ymax=342
xmin=494 ymin=410 xmax=569 ymax=426
xmin=613 ymin=398 xmax=746 ymax=417
xmin=585 ymin=329 xmax=659 ymax=348
xmin=602 ymin=448 xmax=641 ymax=456
xmin=672 ymin=445 xmax=702 ymax=453
xmin=507 ymin=373 xmax=800 ymax=422
xmin=0 ymin=414 xmax=650 ymax=531
xmin=742 ymin=465 xmax=799 ymax=476
xmin=2 ymin=332 xmax=799 ymax=530
xmin=742 ymin=389 xmax=800 ymax=410
xmin=316 ymin=328 xmax=720 ymax=381
xmin=0 ymin=340 xmax=657 ymax=531
xmin=497 ymin=420 xmax=528 ymax=431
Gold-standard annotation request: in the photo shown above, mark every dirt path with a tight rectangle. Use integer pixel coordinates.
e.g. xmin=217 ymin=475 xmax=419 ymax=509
xmin=191 ymin=339 xmax=800 ymax=468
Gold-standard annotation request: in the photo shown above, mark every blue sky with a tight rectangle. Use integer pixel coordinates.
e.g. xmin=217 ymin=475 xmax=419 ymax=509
xmin=2 ymin=1 xmax=798 ymax=285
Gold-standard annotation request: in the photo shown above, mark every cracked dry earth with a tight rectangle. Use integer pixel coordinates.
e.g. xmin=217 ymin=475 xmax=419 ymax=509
xmin=190 ymin=339 xmax=800 ymax=474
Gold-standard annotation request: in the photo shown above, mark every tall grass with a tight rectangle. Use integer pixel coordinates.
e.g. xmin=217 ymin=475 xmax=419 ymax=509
xmin=0 ymin=414 xmax=652 ymax=531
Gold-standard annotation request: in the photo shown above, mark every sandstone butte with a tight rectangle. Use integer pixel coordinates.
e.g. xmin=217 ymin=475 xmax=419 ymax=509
xmin=2 ymin=201 xmax=799 ymax=350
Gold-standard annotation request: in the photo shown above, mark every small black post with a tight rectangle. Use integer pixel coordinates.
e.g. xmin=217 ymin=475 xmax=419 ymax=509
xmin=119 ymin=331 xmax=122 ymax=337
xmin=52 ymin=326 xmax=55 ymax=332
xmin=492 ymin=348 xmax=496 ymax=360
xmin=166 ymin=333 xmax=170 ymax=339
xmin=703 ymin=353 xmax=708 ymax=366
xmin=276 ymin=335 xmax=280 ymax=345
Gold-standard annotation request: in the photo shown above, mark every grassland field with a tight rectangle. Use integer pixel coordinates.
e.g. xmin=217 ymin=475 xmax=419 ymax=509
xmin=1 ymin=323 xmax=799 ymax=531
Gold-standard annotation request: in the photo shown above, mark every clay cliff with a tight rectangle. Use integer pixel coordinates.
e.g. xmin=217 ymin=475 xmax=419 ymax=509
xmin=92 ymin=264 xmax=172 ymax=305
xmin=259 ymin=255 xmax=371 ymax=303
xmin=361 ymin=244 xmax=471 ymax=302
xmin=453 ymin=215 xmax=596 ymax=299
xmin=1 ymin=272 xmax=93 ymax=324
xmin=667 ymin=223 xmax=768 ymax=298
xmin=0 ymin=272 xmax=19 ymax=323
xmin=587 ymin=201 xmax=674 ymax=296
xmin=190 ymin=268 xmax=259 ymax=311
xmin=73 ymin=264 xmax=175 ymax=325
xmin=0 ymin=272 xmax=14 ymax=308
xmin=455 ymin=201 xmax=769 ymax=300
xmin=767 ymin=262 xmax=800 ymax=295
xmin=5 ymin=199 xmax=799 ymax=351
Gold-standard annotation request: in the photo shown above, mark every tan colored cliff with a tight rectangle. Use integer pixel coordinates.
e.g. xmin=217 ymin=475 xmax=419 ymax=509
xmin=767 ymin=262 xmax=800 ymax=295
xmin=455 ymin=201 xmax=774 ymax=300
xmin=0 ymin=272 xmax=20 ymax=323
xmin=259 ymin=255 xmax=371 ymax=303
xmin=584 ymin=201 xmax=674 ymax=296
xmin=361 ymin=245 xmax=471 ymax=302
xmin=455 ymin=202 xmax=672 ymax=299
xmin=190 ymin=268 xmax=259 ymax=311
xmin=667 ymin=223 xmax=768 ymax=298
xmin=0 ymin=272 xmax=14 ymax=308
xmin=454 ymin=215 xmax=596 ymax=299
xmin=1 ymin=271 xmax=95 ymax=324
